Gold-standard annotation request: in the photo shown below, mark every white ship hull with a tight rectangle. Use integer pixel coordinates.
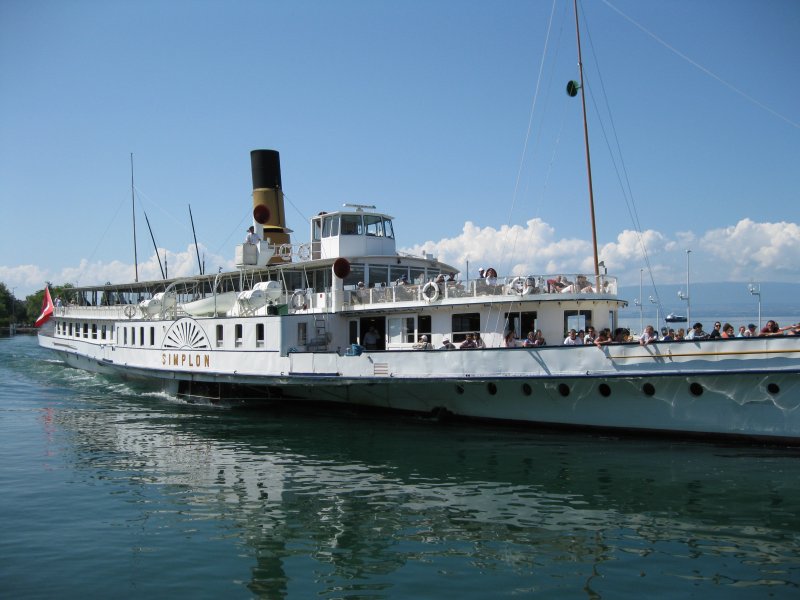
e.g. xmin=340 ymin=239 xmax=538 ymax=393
xmin=40 ymin=328 xmax=800 ymax=442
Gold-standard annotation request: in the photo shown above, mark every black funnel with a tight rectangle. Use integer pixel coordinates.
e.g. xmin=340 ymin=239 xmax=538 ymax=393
xmin=250 ymin=149 xmax=282 ymax=189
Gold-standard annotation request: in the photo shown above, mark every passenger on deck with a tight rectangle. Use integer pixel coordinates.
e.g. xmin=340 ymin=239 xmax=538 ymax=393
xmin=745 ymin=323 xmax=757 ymax=337
xmin=413 ymin=335 xmax=433 ymax=350
xmin=563 ymin=329 xmax=582 ymax=345
xmin=485 ymin=267 xmax=498 ymax=286
xmin=474 ymin=332 xmax=486 ymax=349
xmin=760 ymin=320 xmax=781 ymax=336
xmin=686 ymin=322 xmax=708 ymax=340
xmin=460 ymin=333 xmax=477 ymax=349
xmin=245 ymin=226 xmax=261 ymax=245
xmin=363 ymin=326 xmax=380 ymax=350
xmin=504 ymin=330 xmax=517 ymax=348
xmin=594 ymin=328 xmax=612 ymax=347
xmin=583 ymin=327 xmax=596 ymax=344
xmin=523 ymin=332 xmax=537 ymax=347
xmin=708 ymin=321 xmax=722 ymax=339
xmin=721 ymin=323 xmax=735 ymax=338
xmin=439 ymin=338 xmax=455 ymax=350
xmin=639 ymin=325 xmax=657 ymax=345
xmin=675 ymin=328 xmax=686 ymax=341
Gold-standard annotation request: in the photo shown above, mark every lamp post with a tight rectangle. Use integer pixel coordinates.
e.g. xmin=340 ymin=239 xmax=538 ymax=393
xmin=649 ymin=295 xmax=659 ymax=327
xmin=633 ymin=268 xmax=643 ymax=333
xmin=748 ymin=283 xmax=761 ymax=331
xmin=678 ymin=249 xmax=691 ymax=325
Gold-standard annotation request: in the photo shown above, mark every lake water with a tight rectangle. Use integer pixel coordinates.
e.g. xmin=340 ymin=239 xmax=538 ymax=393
xmin=2 ymin=334 xmax=799 ymax=598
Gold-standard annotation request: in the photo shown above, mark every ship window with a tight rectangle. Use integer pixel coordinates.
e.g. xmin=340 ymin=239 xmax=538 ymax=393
xmin=312 ymin=218 xmax=322 ymax=242
xmin=131 ymin=326 xmax=136 ymax=345
xmin=256 ymin=323 xmax=264 ymax=348
xmin=149 ymin=327 xmax=155 ymax=346
xmin=298 ymin=322 xmax=307 ymax=345
xmin=216 ymin=324 xmax=223 ymax=348
xmin=123 ymin=327 xmax=128 ymax=345
xmin=388 ymin=316 xmax=415 ymax=344
xmin=367 ymin=265 xmax=388 ymax=288
xmin=418 ymin=315 xmax=431 ymax=338
xmin=91 ymin=324 xmax=97 ymax=339
xmin=383 ymin=218 xmax=394 ymax=239
xmin=364 ymin=215 xmax=383 ymax=236
xmin=330 ymin=216 xmax=339 ymax=236
xmin=340 ymin=214 xmax=363 ymax=235
xmin=101 ymin=325 xmax=107 ymax=340
xmin=235 ymin=324 xmax=243 ymax=347
xmin=322 ymin=216 xmax=332 ymax=238
xmin=504 ymin=311 xmax=538 ymax=339
xmin=83 ymin=323 xmax=89 ymax=338
xmin=564 ymin=310 xmax=592 ymax=335
xmin=451 ymin=312 xmax=480 ymax=343
xmin=410 ymin=267 xmax=426 ymax=285
xmin=140 ymin=327 xmax=145 ymax=346
xmin=349 ymin=320 xmax=359 ymax=345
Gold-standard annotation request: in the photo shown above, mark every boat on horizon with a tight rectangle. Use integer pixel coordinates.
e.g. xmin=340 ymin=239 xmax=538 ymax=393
xmin=664 ymin=313 xmax=688 ymax=323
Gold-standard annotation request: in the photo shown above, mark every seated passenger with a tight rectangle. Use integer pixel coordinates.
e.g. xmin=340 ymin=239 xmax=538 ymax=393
xmin=639 ymin=325 xmax=657 ymax=345
xmin=439 ymin=338 xmax=455 ymax=350
xmin=721 ymin=323 xmax=735 ymax=338
xmin=473 ymin=332 xmax=486 ymax=349
xmin=522 ymin=331 xmax=537 ymax=347
xmin=504 ymin=330 xmax=517 ymax=348
xmin=460 ymin=333 xmax=477 ymax=349
xmin=413 ymin=335 xmax=433 ymax=350
xmin=594 ymin=328 xmax=612 ymax=347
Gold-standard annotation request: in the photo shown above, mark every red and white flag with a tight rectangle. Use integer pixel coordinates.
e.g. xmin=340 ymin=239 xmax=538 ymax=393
xmin=35 ymin=287 xmax=54 ymax=327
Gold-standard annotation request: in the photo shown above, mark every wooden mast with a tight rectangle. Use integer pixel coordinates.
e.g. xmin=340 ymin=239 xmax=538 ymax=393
xmin=572 ymin=0 xmax=601 ymax=283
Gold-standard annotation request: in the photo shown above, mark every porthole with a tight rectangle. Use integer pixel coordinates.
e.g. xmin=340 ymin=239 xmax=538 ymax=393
xmin=558 ymin=383 xmax=570 ymax=397
xmin=522 ymin=383 xmax=532 ymax=396
xmin=455 ymin=385 xmax=464 ymax=395
xmin=487 ymin=382 xmax=498 ymax=395
xmin=767 ymin=382 xmax=780 ymax=395
xmin=689 ymin=382 xmax=704 ymax=396
xmin=598 ymin=383 xmax=611 ymax=397
xmin=642 ymin=382 xmax=656 ymax=396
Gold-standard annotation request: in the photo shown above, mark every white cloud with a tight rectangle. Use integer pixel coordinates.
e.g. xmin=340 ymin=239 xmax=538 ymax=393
xmin=3 ymin=219 xmax=799 ymax=297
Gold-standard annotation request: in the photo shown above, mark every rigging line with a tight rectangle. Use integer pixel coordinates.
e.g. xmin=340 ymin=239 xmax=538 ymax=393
xmin=601 ymin=0 xmax=800 ymax=130
xmin=583 ymin=22 xmax=668 ymax=312
xmin=486 ymin=0 xmax=559 ymax=340
xmin=72 ymin=190 xmax=129 ymax=287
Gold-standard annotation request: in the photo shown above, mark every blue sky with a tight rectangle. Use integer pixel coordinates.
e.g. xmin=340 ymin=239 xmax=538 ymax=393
xmin=1 ymin=0 xmax=798 ymax=301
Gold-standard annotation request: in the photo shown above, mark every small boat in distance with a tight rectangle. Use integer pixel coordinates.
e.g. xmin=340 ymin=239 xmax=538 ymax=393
xmin=665 ymin=313 xmax=688 ymax=323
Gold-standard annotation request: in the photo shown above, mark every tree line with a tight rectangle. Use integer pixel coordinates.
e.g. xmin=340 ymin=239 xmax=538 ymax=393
xmin=0 ymin=283 xmax=75 ymax=327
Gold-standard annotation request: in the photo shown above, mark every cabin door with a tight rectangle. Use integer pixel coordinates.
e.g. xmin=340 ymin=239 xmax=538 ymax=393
xmin=359 ymin=316 xmax=386 ymax=351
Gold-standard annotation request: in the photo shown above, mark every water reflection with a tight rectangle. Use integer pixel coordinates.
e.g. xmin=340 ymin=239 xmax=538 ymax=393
xmin=12 ymin=337 xmax=800 ymax=598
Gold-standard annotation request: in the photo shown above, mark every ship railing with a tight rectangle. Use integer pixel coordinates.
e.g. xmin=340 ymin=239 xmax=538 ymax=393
xmin=342 ymin=273 xmax=617 ymax=309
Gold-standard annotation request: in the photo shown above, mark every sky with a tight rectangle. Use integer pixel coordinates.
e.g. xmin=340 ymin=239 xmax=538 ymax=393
xmin=1 ymin=0 xmax=798 ymax=307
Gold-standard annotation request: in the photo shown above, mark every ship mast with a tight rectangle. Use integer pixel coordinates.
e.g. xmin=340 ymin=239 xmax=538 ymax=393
xmin=570 ymin=0 xmax=600 ymax=283
xmin=131 ymin=153 xmax=139 ymax=282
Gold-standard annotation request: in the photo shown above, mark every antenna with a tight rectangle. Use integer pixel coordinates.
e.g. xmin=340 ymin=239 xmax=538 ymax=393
xmin=188 ymin=204 xmax=203 ymax=275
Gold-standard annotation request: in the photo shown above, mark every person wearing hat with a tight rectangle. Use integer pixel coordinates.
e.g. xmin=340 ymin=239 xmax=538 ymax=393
xmin=245 ymin=225 xmax=261 ymax=245
xmin=413 ymin=335 xmax=433 ymax=350
xmin=439 ymin=338 xmax=455 ymax=350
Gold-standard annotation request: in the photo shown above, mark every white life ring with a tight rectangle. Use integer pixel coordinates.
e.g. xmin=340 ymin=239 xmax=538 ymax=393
xmin=296 ymin=243 xmax=311 ymax=261
xmin=421 ymin=282 xmax=439 ymax=303
xmin=290 ymin=290 xmax=307 ymax=310
xmin=508 ymin=276 xmax=525 ymax=296
xmin=123 ymin=305 xmax=137 ymax=319
xmin=278 ymin=244 xmax=293 ymax=261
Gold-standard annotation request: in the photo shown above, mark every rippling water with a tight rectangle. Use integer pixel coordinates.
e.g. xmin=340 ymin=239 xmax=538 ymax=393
xmin=2 ymin=334 xmax=799 ymax=598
